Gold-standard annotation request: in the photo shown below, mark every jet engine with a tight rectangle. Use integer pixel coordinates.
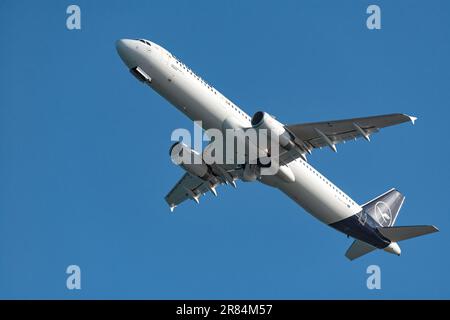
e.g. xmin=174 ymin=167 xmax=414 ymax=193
xmin=251 ymin=111 xmax=296 ymax=150
xmin=169 ymin=142 xmax=214 ymax=181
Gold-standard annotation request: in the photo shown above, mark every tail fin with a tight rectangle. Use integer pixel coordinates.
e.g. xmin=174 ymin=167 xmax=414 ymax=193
xmin=345 ymin=240 xmax=377 ymax=261
xmin=378 ymin=225 xmax=439 ymax=242
xmin=345 ymin=189 xmax=439 ymax=261
xmin=362 ymin=188 xmax=405 ymax=227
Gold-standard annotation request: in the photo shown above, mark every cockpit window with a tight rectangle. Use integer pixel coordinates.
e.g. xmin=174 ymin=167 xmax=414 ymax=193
xmin=138 ymin=39 xmax=151 ymax=46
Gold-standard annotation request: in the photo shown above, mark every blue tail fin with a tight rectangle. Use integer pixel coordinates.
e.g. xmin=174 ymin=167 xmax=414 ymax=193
xmin=362 ymin=188 xmax=405 ymax=227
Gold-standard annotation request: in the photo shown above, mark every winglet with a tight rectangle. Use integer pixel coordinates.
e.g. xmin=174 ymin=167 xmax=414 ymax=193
xmin=406 ymin=115 xmax=417 ymax=125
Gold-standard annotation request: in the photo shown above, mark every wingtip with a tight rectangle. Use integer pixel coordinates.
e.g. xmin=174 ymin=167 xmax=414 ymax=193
xmin=406 ymin=114 xmax=418 ymax=125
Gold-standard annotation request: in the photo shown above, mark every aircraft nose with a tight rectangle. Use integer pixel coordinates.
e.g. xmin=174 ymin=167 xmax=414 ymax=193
xmin=116 ymin=39 xmax=132 ymax=51
xmin=116 ymin=39 xmax=138 ymax=68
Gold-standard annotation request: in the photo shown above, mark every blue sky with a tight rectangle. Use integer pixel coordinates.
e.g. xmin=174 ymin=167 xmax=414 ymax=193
xmin=1 ymin=0 xmax=449 ymax=299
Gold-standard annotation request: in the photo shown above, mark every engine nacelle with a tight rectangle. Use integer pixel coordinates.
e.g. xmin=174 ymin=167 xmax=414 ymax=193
xmin=169 ymin=142 xmax=213 ymax=181
xmin=251 ymin=111 xmax=296 ymax=150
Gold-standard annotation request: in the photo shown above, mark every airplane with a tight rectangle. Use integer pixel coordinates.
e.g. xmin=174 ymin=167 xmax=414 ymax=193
xmin=116 ymin=38 xmax=438 ymax=260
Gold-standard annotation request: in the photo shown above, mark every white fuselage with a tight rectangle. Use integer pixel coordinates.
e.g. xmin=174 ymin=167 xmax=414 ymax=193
xmin=116 ymin=39 xmax=362 ymax=225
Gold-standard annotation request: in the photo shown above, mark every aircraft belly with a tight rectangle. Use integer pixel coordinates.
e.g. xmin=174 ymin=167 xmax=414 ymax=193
xmin=262 ymin=160 xmax=359 ymax=225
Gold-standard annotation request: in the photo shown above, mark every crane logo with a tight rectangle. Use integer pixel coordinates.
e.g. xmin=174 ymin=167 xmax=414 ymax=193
xmin=374 ymin=201 xmax=392 ymax=226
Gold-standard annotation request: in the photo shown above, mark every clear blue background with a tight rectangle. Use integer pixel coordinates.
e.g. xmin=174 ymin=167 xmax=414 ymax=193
xmin=1 ymin=0 xmax=449 ymax=299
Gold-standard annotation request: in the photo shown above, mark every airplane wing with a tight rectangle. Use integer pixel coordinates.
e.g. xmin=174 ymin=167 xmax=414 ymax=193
xmin=285 ymin=113 xmax=416 ymax=153
xmin=165 ymin=163 xmax=242 ymax=211
xmin=165 ymin=173 xmax=213 ymax=211
xmin=165 ymin=113 xmax=416 ymax=209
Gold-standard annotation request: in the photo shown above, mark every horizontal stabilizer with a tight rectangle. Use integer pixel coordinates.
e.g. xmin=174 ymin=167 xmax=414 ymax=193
xmin=378 ymin=225 xmax=439 ymax=242
xmin=345 ymin=240 xmax=377 ymax=261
